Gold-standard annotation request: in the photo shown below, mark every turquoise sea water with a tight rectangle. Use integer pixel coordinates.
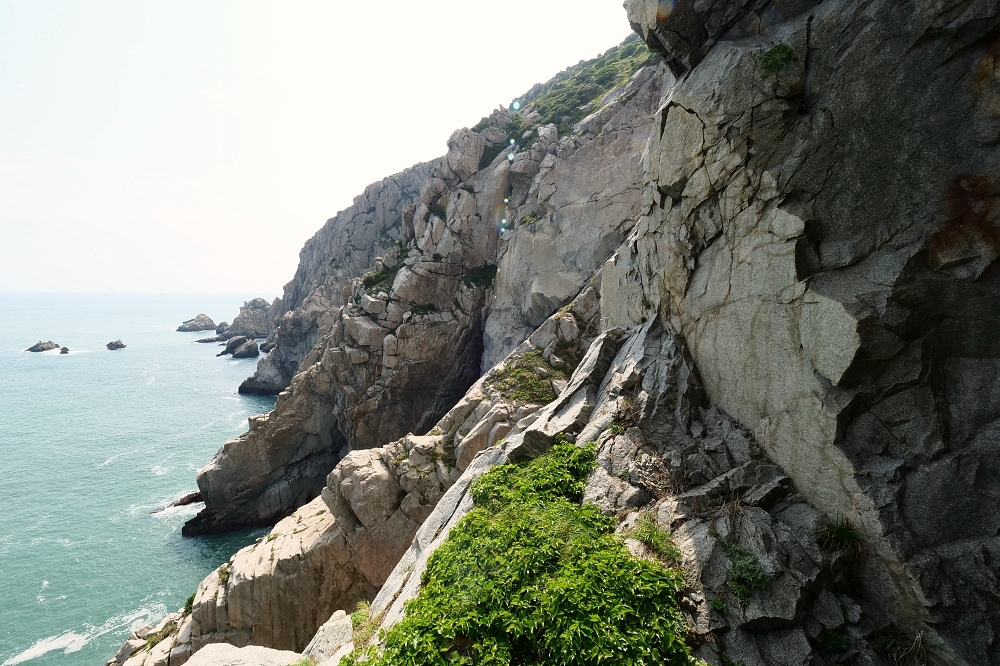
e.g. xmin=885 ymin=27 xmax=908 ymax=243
xmin=0 ymin=294 xmax=278 ymax=666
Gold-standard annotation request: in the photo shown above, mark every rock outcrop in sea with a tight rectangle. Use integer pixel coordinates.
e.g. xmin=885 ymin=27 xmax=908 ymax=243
xmin=107 ymin=340 xmax=126 ymax=350
xmin=177 ymin=315 xmax=216 ymax=333
xmin=25 ymin=341 xmax=60 ymax=352
xmin=225 ymin=299 xmax=275 ymax=340
xmin=114 ymin=3 xmax=1000 ymax=664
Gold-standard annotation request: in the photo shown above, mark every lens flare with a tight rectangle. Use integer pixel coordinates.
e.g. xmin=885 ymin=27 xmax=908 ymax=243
xmin=507 ymin=153 xmax=515 ymax=162
xmin=509 ymin=138 xmax=516 ymax=145
xmin=656 ymin=0 xmax=674 ymax=21
xmin=512 ymin=101 xmax=521 ymax=110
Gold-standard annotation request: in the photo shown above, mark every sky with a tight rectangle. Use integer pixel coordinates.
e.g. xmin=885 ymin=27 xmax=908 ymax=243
xmin=0 ymin=1 xmax=634 ymax=294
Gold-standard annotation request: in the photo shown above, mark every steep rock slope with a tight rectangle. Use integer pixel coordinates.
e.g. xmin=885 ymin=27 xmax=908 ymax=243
xmin=604 ymin=0 xmax=1000 ymax=662
xmin=184 ymin=41 xmax=669 ymax=535
xmin=239 ymin=165 xmax=432 ymax=395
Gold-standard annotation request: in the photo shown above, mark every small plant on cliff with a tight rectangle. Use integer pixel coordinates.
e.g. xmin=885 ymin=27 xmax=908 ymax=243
xmin=463 ymin=264 xmax=498 ymax=289
xmin=719 ymin=541 xmax=769 ymax=604
xmin=519 ymin=212 xmax=540 ymax=225
xmin=630 ymin=514 xmax=682 ymax=564
xmin=710 ymin=597 xmax=728 ymax=615
xmin=486 ymin=349 xmax=566 ymax=404
xmin=217 ymin=563 xmax=230 ymax=585
xmin=758 ymin=43 xmax=796 ymax=75
xmin=184 ymin=593 xmax=195 ymax=616
xmin=427 ymin=202 xmax=447 ymax=220
xmin=141 ymin=622 xmax=177 ymax=652
xmin=818 ymin=516 xmax=866 ymax=558
xmin=342 ymin=440 xmax=694 ymax=666
xmin=411 ymin=303 xmax=437 ymax=316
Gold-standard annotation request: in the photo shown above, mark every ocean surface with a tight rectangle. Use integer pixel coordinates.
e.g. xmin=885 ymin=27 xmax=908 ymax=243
xmin=0 ymin=294 xmax=279 ymax=666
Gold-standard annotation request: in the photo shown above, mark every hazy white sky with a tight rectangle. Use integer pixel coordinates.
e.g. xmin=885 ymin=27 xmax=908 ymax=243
xmin=0 ymin=1 xmax=633 ymax=294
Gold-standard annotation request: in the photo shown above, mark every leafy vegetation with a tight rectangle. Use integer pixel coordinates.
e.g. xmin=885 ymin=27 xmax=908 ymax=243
xmin=343 ymin=441 xmax=694 ymax=666
xmin=710 ymin=597 xmax=728 ymax=615
xmin=524 ymin=35 xmax=656 ymax=135
xmin=818 ymin=516 xmax=866 ymax=558
xmin=719 ymin=541 xmax=769 ymax=603
xmin=350 ymin=599 xmax=385 ymax=648
xmin=462 ymin=264 xmax=498 ymax=289
xmin=217 ymin=563 xmax=230 ymax=585
xmin=758 ymin=44 xmax=796 ymax=76
xmin=290 ymin=657 xmax=317 ymax=666
xmin=184 ymin=593 xmax=195 ymax=616
xmin=822 ymin=629 xmax=849 ymax=653
xmin=486 ymin=349 xmax=566 ymax=404
xmin=519 ymin=213 xmax=540 ymax=225
xmin=412 ymin=303 xmax=437 ymax=316
xmin=428 ymin=203 xmax=448 ymax=220
xmin=141 ymin=622 xmax=178 ymax=652
xmin=630 ymin=514 xmax=682 ymax=564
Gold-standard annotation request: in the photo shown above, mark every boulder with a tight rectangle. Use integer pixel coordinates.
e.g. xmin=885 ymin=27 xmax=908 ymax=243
xmin=231 ymin=341 xmax=260 ymax=359
xmin=25 ymin=341 xmax=59 ymax=352
xmin=59 ymin=347 xmax=70 ymax=354
xmin=177 ymin=314 xmax=216 ymax=332
xmin=216 ymin=322 xmax=229 ymax=335
xmin=107 ymin=340 xmax=126 ymax=350
xmin=197 ymin=336 xmax=224 ymax=343
xmin=184 ymin=644 xmax=301 ymax=666
xmin=226 ymin=299 xmax=274 ymax=340
xmin=217 ymin=337 xmax=248 ymax=357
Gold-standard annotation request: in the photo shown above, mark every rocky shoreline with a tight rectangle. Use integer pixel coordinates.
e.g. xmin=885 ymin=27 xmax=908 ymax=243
xmin=112 ymin=2 xmax=1000 ymax=665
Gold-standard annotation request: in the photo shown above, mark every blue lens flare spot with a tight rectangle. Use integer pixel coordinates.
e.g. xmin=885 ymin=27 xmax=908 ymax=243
xmin=512 ymin=101 xmax=521 ymax=110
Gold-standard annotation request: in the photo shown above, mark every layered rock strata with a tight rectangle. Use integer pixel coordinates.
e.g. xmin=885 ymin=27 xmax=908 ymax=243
xmin=225 ymin=299 xmax=275 ymax=340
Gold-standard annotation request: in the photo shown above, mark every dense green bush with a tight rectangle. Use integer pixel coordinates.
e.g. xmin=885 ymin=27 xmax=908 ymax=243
xmin=462 ymin=264 xmax=498 ymax=289
xmin=344 ymin=441 xmax=693 ymax=666
xmin=719 ymin=541 xmax=770 ymax=603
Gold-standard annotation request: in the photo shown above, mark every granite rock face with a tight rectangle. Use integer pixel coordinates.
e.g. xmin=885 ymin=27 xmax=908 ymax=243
xmin=239 ymin=165 xmax=433 ymax=395
xmin=177 ymin=315 xmax=216 ymax=332
xmin=225 ymin=299 xmax=274 ymax=340
xmin=608 ymin=1 xmax=1000 ymax=661
xmin=231 ymin=341 xmax=259 ymax=359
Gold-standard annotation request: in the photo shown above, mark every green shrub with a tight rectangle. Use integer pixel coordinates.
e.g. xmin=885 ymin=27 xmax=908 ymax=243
xmin=607 ymin=420 xmax=626 ymax=436
xmin=141 ymin=622 xmax=178 ymax=652
xmin=818 ymin=516 xmax=866 ymax=558
xmin=630 ymin=514 xmax=682 ymax=564
xmin=428 ymin=203 xmax=448 ymax=220
xmin=362 ymin=264 xmax=402 ymax=295
xmin=184 ymin=593 xmax=195 ymax=616
xmin=290 ymin=657 xmax=316 ymax=666
xmin=217 ymin=563 xmax=230 ymax=586
xmin=486 ymin=350 xmax=566 ymax=404
xmin=343 ymin=441 xmax=693 ymax=666
xmin=710 ymin=598 xmax=728 ymax=615
xmin=520 ymin=213 xmax=540 ymax=225
xmin=479 ymin=142 xmax=511 ymax=170
xmin=823 ymin=629 xmax=849 ymax=653
xmin=463 ymin=264 xmax=498 ymax=289
xmin=525 ymin=36 xmax=655 ymax=135
xmin=719 ymin=542 xmax=769 ymax=603
xmin=758 ymin=44 xmax=796 ymax=75
xmin=412 ymin=303 xmax=436 ymax=316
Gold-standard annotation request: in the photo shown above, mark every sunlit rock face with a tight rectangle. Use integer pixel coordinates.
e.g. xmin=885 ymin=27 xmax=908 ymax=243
xmin=611 ymin=0 xmax=1000 ymax=661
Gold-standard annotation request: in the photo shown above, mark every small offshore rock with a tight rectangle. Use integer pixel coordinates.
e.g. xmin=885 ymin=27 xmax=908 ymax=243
xmin=106 ymin=340 xmax=126 ymax=350
xmin=177 ymin=314 xmax=216 ymax=332
xmin=215 ymin=321 xmax=229 ymax=335
xmin=217 ymin=336 xmax=248 ymax=356
xmin=151 ymin=492 xmax=203 ymax=514
xmin=26 ymin=341 xmax=59 ymax=352
xmin=59 ymin=347 xmax=70 ymax=354
xmin=196 ymin=335 xmax=224 ymax=343
xmin=231 ymin=340 xmax=260 ymax=359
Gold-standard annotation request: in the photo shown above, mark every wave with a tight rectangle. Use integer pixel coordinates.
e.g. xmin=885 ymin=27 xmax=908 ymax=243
xmin=2 ymin=603 xmax=166 ymax=665
xmin=97 ymin=448 xmax=140 ymax=468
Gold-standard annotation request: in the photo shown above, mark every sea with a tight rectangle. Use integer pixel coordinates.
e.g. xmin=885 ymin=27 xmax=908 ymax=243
xmin=0 ymin=294 xmax=279 ymax=666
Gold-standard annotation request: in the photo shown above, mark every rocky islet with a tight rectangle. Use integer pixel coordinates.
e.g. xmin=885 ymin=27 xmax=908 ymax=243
xmin=111 ymin=4 xmax=1000 ymax=666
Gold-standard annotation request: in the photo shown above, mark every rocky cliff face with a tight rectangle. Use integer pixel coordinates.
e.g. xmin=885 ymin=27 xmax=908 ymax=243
xmin=238 ymin=166 xmax=432 ymax=395
xmin=608 ymin=0 xmax=1000 ymax=661
xmin=117 ymin=6 xmax=1000 ymax=665
xmin=184 ymin=43 xmax=670 ymax=536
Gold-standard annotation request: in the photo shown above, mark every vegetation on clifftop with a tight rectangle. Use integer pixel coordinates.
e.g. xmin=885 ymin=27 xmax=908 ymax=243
xmin=344 ymin=440 xmax=694 ymax=666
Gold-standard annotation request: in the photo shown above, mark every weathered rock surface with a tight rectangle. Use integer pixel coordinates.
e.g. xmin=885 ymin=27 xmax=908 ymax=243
xmin=107 ymin=340 xmax=126 ymax=350
xmin=25 ymin=340 xmax=59 ymax=352
xmin=217 ymin=337 xmax=248 ymax=357
xmin=604 ymin=1 xmax=1000 ymax=661
xmin=59 ymin=347 xmax=69 ymax=354
xmin=177 ymin=315 xmax=216 ymax=332
xmin=225 ymin=299 xmax=274 ymax=340
xmin=216 ymin=322 xmax=229 ymax=336
xmin=231 ymin=341 xmax=259 ymax=359
xmin=185 ymin=644 xmax=301 ymax=666
xmin=239 ymin=164 xmax=433 ymax=395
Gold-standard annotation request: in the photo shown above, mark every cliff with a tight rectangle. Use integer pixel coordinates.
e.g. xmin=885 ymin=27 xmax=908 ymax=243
xmin=116 ymin=3 xmax=1000 ymax=665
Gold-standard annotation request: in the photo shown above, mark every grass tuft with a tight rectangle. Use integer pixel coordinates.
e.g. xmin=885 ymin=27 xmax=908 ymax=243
xmin=486 ymin=350 xmax=566 ymax=404
xmin=630 ymin=514 xmax=682 ymax=564
xmin=718 ymin=541 xmax=769 ymax=604
xmin=758 ymin=44 xmax=796 ymax=76
xmin=818 ymin=516 xmax=866 ymax=558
